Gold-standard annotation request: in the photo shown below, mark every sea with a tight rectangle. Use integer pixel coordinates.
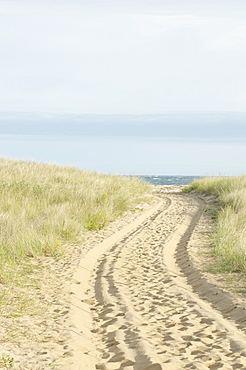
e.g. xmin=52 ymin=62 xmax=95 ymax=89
xmin=137 ymin=175 xmax=199 ymax=186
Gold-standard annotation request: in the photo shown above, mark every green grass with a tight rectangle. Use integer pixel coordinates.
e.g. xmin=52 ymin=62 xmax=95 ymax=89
xmin=0 ymin=356 xmax=14 ymax=368
xmin=0 ymin=158 xmax=152 ymax=284
xmin=185 ymin=175 xmax=246 ymax=273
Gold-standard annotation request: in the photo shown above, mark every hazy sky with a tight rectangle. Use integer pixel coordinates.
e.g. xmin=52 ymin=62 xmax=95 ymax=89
xmin=1 ymin=0 xmax=246 ymax=114
xmin=1 ymin=112 xmax=246 ymax=176
xmin=1 ymin=1 xmax=246 ymax=176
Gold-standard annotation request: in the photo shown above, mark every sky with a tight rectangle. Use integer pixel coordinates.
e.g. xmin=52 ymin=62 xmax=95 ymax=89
xmin=0 ymin=1 xmax=246 ymax=176
xmin=1 ymin=0 xmax=246 ymax=114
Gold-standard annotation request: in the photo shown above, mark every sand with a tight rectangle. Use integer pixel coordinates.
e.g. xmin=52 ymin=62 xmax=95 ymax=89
xmin=2 ymin=186 xmax=246 ymax=369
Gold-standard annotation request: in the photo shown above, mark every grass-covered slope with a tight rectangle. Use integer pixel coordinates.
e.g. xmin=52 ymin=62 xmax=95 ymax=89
xmin=0 ymin=158 xmax=151 ymax=281
xmin=185 ymin=176 xmax=246 ymax=273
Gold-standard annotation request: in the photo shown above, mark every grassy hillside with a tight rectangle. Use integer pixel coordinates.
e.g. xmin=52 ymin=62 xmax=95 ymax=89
xmin=185 ymin=176 xmax=246 ymax=273
xmin=0 ymin=158 xmax=152 ymax=284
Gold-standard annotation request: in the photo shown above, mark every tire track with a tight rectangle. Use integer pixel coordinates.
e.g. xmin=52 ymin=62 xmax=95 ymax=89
xmin=175 ymin=195 xmax=246 ymax=332
xmin=93 ymin=196 xmax=173 ymax=370
xmin=91 ymin=191 xmax=246 ymax=370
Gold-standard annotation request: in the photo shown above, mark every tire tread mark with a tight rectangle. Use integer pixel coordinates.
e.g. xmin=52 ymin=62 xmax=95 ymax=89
xmin=175 ymin=193 xmax=246 ymax=332
xmin=93 ymin=196 xmax=172 ymax=370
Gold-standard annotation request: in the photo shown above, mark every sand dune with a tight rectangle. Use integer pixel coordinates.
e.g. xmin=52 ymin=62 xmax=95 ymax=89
xmin=2 ymin=186 xmax=246 ymax=369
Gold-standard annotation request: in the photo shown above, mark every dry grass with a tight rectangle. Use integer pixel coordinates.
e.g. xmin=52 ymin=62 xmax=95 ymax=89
xmin=185 ymin=176 xmax=246 ymax=273
xmin=0 ymin=158 xmax=152 ymax=285
xmin=0 ymin=159 xmax=153 ymax=363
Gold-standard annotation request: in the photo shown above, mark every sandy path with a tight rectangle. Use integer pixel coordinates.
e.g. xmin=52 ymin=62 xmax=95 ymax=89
xmin=65 ymin=187 xmax=246 ymax=369
xmin=4 ymin=187 xmax=246 ymax=369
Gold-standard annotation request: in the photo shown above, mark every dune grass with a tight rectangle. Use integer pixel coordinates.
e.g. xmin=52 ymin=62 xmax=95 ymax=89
xmin=185 ymin=175 xmax=246 ymax=273
xmin=0 ymin=158 xmax=152 ymax=285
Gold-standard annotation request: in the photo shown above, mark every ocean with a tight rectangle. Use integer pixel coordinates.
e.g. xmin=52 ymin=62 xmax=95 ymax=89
xmin=138 ymin=175 xmax=199 ymax=185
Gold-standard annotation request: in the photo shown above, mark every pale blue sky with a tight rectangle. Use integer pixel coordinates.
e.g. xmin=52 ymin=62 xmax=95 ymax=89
xmin=1 ymin=0 xmax=246 ymax=113
xmin=0 ymin=112 xmax=246 ymax=176
xmin=1 ymin=134 xmax=245 ymax=176
xmin=0 ymin=1 xmax=246 ymax=175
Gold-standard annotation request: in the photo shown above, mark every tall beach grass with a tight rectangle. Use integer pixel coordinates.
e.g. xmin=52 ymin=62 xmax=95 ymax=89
xmin=0 ymin=158 xmax=152 ymax=284
xmin=185 ymin=175 xmax=246 ymax=273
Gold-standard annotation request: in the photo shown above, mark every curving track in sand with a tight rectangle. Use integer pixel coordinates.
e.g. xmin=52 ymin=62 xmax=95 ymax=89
xmin=68 ymin=188 xmax=246 ymax=370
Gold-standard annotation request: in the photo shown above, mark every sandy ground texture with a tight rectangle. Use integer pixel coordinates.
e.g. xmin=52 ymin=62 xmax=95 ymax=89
xmin=0 ymin=195 xmax=158 ymax=369
xmin=2 ymin=186 xmax=246 ymax=369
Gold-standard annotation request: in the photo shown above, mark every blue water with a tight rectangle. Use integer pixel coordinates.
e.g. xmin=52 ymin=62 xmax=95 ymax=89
xmin=139 ymin=175 xmax=199 ymax=185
